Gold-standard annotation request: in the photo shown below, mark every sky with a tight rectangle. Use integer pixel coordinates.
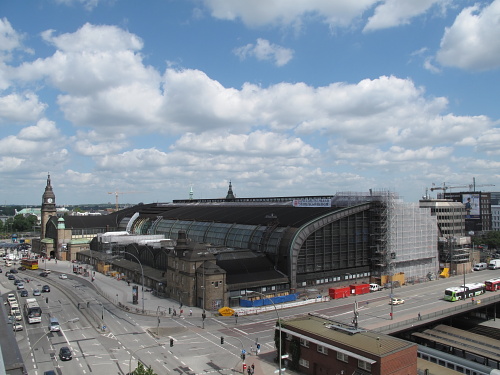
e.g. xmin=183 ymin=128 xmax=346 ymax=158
xmin=1 ymin=0 xmax=500 ymax=206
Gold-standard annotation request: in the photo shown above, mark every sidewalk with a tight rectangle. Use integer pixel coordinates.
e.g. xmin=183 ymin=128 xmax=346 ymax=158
xmin=43 ymin=260 xmax=299 ymax=374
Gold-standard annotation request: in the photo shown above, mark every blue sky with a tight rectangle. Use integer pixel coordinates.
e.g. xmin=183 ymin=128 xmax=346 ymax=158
xmin=1 ymin=0 xmax=500 ymax=206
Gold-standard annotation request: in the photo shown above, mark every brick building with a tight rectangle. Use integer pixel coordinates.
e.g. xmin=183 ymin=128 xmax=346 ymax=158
xmin=280 ymin=313 xmax=417 ymax=375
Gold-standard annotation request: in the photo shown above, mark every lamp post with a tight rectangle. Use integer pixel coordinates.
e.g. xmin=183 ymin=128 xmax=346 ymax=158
xmin=129 ymin=343 xmax=164 ymax=375
xmin=30 ymin=318 xmax=79 ymax=368
xmin=123 ymin=250 xmax=145 ymax=313
xmin=246 ymin=290 xmax=283 ymax=375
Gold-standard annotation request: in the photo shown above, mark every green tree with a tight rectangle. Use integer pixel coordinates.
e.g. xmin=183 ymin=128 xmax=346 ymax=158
xmin=133 ymin=362 xmax=158 ymax=375
xmin=12 ymin=214 xmax=38 ymax=232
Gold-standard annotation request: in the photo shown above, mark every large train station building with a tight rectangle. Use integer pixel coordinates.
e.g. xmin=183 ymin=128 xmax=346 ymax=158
xmin=35 ymin=177 xmax=439 ymax=310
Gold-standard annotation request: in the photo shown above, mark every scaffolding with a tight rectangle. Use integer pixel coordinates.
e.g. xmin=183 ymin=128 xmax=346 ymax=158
xmin=335 ymin=190 xmax=439 ymax=283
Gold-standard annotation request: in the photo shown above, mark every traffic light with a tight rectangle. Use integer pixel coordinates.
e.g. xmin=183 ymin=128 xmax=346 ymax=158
xmin=220 ymin=336 xmax=224 ymax=344
xmin=169 ymin=307 xmax=172 ymax=314
xmin=170 ymin=338 xmax=174 ymax=347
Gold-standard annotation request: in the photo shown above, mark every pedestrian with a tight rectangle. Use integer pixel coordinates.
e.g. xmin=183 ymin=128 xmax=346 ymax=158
xmin=256 ymin=343 xmax=260 ymax=355
xmin=189 ymin=309 xmax=192 ymax=316
xmin=180 ymin=309 xmax=183 ymax=317
xmin=235 ymin=312 xmax=238 ymax=324
xmin=173 ymin=309 xmax=177 ymax=316
xmin=418 ymin=312 xmax=421 ymax=320
xmin=251 ymin=363 xmax=255 ymax=374
xmin=250 ymin=345 xmax=253 ymax=354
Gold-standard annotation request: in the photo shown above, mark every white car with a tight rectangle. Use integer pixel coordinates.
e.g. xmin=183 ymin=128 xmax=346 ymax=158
xmin=14 ymin=311 xmax=23 ymax=321
xmin=12 ymin=322 xmax=23 ymax=331
xmin=390 ymin=298 xmax=405 ymax=305
xmin=17 ymin=282 xmax=25 ymax=290
xmin=59 ymin=274 xmax=68 ymax=279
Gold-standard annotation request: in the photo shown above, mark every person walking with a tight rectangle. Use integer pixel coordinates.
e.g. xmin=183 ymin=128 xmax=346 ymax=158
xmin=418 ymin=312 xmax=421 ymax=320
xmin=189 ymin=309 xmax=193 ymax=316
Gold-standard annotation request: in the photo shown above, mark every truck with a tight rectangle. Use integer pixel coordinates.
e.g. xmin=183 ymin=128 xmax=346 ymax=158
xmin=489 ymin=259 xmax=500 ymax=270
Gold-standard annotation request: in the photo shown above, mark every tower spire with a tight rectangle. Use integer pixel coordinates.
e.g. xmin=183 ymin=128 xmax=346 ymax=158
xmin=225 ymin=180 xmax=235 ymax=200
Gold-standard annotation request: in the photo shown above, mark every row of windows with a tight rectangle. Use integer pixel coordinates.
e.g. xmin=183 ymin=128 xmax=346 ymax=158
xmin=290 ymin=336 xmax=371 ymax=372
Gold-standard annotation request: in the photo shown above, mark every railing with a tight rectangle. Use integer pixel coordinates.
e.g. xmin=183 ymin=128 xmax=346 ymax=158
xmin=373 ymin=292 xmax=500 ymax=333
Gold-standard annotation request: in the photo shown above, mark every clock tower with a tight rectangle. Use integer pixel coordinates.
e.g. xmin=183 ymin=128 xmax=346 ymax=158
xmin=41 ymin=173 xmax=57 ymax=239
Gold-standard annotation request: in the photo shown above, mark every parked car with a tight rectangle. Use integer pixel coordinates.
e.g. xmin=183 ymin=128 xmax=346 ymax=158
xmin=390 ymin=298 xmax=405 ymax=305
xmin=42 ymin=285 xmax=50 ymax=293
xmin=33 ymin=289 xmax=41 ymax=296
xmin=43 ymin=371 xmax=56 ymax=375
xmin=59 ymin=274 xmax=68 ymax=279
xmin=59 ymin=346 xmax=72 ymax=361
xmin=14 ymin=311 xmax=22 ymax=321
xmin=19 ymin=290 xmax=28 ymax=297
xmin=12 ymin=322 xmax=23 ymax=331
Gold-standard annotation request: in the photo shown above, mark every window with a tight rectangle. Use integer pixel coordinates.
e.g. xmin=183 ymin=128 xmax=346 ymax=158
xmin=337 ymin=352 xmax=348 ymax=362
xmin=299 ymin=358 xmax=309 ymax=368
xmin=358 ymin=360 xmax=371 ymax=372
xmin=300 ymin=338 xmax=309 ymax=348
xmin=286 ymin=333 xmax=293 ymax=341
xmin=317 ymin=345 xmax=328 ymax=355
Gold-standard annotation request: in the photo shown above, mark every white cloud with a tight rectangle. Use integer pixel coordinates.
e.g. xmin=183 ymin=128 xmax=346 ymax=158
xmin=436 ymin=0 xmax=500 ymax=71
xmin=0 ymin=18 xmax=23 ymax=55
xmin=233 ymin=39 xmax=294 ymax=66
xmin=202 ymin=0 xmax=378 ymax=29
xmin=364 ymin=0 xmax=442 ymax=32
xmin=0 ymin=92 xmax=46 ymax=123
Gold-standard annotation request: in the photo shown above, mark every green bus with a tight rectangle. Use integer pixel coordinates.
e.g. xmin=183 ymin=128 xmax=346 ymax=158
xmin=444 ymin=283 xmax=486 ymax=302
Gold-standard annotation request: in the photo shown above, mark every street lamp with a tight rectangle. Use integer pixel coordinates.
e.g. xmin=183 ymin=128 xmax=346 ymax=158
xmin=30 ymin=318 xmax=79 ymax=368
xmin=129 ymin=343 xmax=164 ymax=375
xmin=122 ymin=250 xmax=145 ymax=313
xmin=245 ymin=290 xmax=284 ymax=375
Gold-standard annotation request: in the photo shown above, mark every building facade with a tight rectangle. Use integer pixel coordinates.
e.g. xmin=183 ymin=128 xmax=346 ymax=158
xmin=280 ymin=313 xmax=418 ymax=375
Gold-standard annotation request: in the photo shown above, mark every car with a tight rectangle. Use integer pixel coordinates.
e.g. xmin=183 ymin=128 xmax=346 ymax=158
xmin=0 ymin=268 xmax=2 ymax=273
xmin=390 ymin=298 xmax=405 ymax=305
xmin=16 ymin=282 xmax=25 ymax=290
xmin=12 ymin=322 xmax=23 ymax=331
xmin=59 ymin=274 xmax=68 ymax=279
xmin=44 ymin=269 xmax=51 ymax=274
xmin=14 ymin=279 xmax=22 ymax=285
xmin=42 ymin=285 xmax=50 ymax=293
xmin=18 ymin=266 xmax=26 ymax=271
xmin=10 ymin=268 xmax=18 ymax=274
xmin=8 ymin=274 xmax=15 ymax=280
xmin=39 ymin=272 xmax=49 ymax=277
xmin=59 ymin=346 xmax=72 ymax=361
xmin=19 ymin=290 xmax=28 ymax=297
xmin=33 ymin=289 xmax=41 ymax=296
xmin=14 ymin=311 xmax=22 ymax=321
xmin=43 ymin=371 xmax=56 ymax=375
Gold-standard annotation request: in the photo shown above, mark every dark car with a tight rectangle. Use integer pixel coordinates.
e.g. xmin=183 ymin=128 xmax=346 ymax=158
xmin=44 ymin=371 xmax=56 ymax=375
xmin=14 ymin=279 xmax=22 ymax=285
xmin=18 ymin=266 xmax=26 ymax=271
xmin=59 ymin=346 xmax=72 ymax=361
xmin=19 ymin=290 xmax=28 ymax=297
xmin=0 ymin=268 xmax=2 ymax=273
xmin=42 ymin=285 xmax=50 ymax=293
xmin=39 ymin=272 xmax=49 ymax=277
xmin=8 ymin=274 xmax=15 ymax=280
xmin=10 ymin=269 xmax=18 ymax=274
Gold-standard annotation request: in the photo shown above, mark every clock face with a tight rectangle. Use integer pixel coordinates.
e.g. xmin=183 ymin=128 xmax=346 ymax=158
xmin=47 ymin=198 xmax=53 ymax=203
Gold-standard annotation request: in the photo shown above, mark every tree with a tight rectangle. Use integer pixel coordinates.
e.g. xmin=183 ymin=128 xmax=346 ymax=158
xmin=133 ymin=362 xmax=158 ymax=375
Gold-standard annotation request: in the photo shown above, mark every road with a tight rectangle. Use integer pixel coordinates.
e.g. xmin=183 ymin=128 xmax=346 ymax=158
xmin=3 ymin=265 xmax=500 ymax=375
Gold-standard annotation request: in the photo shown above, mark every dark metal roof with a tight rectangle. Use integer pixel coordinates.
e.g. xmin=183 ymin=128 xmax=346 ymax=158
xmin=131 ymin=203 xmax=344 ymax=228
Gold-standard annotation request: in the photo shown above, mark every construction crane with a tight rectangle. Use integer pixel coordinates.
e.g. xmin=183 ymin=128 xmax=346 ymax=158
xmin=469 ymin=177 xmax=495 ymax=192
xmin=107 ymin=191 xmax=142 ymax=211
xmin=429 ymin=183 xmax=468 ymax=192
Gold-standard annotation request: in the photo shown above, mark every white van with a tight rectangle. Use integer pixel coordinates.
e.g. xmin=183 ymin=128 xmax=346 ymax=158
xmin=369 ymin=283 xmax=381 ymax=292
xmin=5 ymin=261 xmax=12 ymax=267
xmin=473 ymin=262 xmax=488 ymax=271
xmin=489 ymin=259 xmax=500 ymax=270
xmin=49 ymin=317 xmax=60 ymax=332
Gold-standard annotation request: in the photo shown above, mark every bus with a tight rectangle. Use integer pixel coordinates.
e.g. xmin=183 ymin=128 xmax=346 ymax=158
xmin=24 ymin=298 xmax=42 ymax=323
xmin=485 ymin=278 xmax=500 ymax=291
xmin=444 ymin=283 xmax=486 ymax=302
xmin=20 ymin=258 xmax=39 ymax=270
